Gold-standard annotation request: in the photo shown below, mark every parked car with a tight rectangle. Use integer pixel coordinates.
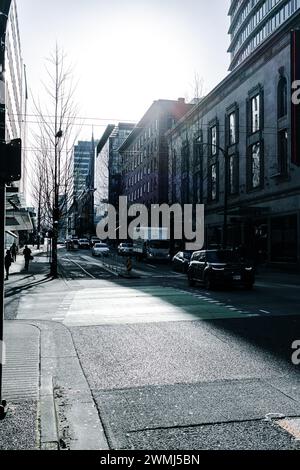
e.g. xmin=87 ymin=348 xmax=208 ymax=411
xmin=118 ymin=242 xmax=134 ymax=256
xmin=78 ymin=238 xmax=90 ymax=249
xmin=92 ymin=242 xmax=110 ymax=257
xmin=90 ymin=237 xmax=101 ymax=247
xmin=172 ymin=250 xmax=194 ymax=273
xmin=66 ymin=237 xmax=79 ymax=250
xmin=187 ymin=249 xmax=255 ymax=290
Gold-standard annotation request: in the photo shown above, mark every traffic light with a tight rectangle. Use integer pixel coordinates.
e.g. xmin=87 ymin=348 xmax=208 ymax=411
xmin=0 ymin=138 xmax=22 ymax=183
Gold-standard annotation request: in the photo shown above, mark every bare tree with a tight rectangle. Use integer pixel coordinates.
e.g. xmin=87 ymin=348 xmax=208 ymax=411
xmin=31 ymin=45 xmax=81 ymax=271
xmin=185 ymin=71 xmax=205 ymax=104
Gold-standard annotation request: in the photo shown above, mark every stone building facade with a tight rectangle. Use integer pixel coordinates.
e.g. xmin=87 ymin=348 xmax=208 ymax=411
xmin=167 ymin=14 xmax=300 ymax=266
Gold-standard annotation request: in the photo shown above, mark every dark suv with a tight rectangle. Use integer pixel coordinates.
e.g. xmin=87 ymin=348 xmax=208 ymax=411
xmin=187 ymin=249 xmax=255 ymax=290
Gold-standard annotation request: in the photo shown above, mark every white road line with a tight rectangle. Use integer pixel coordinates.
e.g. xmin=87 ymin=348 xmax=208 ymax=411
xmin=259 ymin=309 xmax=271 ymax=314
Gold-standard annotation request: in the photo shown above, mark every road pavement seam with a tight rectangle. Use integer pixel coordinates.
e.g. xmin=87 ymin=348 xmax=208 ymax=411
xmin=126 ymin=417 xmax=266 ymax=434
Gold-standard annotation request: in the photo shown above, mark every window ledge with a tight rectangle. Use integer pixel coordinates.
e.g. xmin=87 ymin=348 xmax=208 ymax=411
xmin=270 ymin=172 xmax=289 ymax=180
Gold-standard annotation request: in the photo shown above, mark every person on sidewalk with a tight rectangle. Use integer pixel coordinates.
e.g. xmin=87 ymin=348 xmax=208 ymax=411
xmin=4 ymin=250 xmax=13 ymax=280
xmin=23 ymin=245 xmax=32 ymax=272
xmin=10 ymin=242 xmax=17 ymax=262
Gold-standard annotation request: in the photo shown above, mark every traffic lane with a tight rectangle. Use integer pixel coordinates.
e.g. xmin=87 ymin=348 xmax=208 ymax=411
xmin=72 ymin=317 xmax=300 ymax=449
xmin=64 ymin=248 xmax=181 ymax=279
xmin=59 ymin=249 xmax=300 ymax=317
xmin=180 ymin=280 xmax=300 ymax=317
xmin=58 ymin=250 xmax=115 ymax=280
xmin=71 ymin=316 xmax=300 ymax=390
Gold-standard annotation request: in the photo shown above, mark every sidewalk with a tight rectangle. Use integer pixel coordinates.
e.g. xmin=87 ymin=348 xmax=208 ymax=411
xmin=1 ymin=247 xmax=108 ymax=450
xmin=4 ymin=246 xmax=51 ymax=320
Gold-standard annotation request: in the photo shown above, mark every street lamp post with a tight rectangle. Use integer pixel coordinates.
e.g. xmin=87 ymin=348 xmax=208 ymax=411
xmin=50 ymin=130 xmax=63 ymax=278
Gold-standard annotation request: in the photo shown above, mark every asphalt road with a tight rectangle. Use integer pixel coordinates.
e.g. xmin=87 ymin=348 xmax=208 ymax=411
xmin=13 ymin=247 xmax=300 ymax=449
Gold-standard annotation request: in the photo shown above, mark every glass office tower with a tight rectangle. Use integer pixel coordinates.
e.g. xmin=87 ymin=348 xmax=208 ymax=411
xmin=228 ymin=0 xmax=300 ymax=70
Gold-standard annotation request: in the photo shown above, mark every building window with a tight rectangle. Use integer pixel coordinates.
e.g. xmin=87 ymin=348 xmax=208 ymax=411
xmin=228 ymin=154 xmax=238 ymax=195
xmin=229 ymin=112 xmax=236 ymax=145
xmin=278 ymin=76 xmax=287 ymax=118
xmin=209 ymin=163 xmax=218 ymax=201
xmin=172 ymin=150 xmax=177 ymax=202
xmin=250 ymin=142 xmax=262 ymax=189
xmin=193 ymin=132 xmax=203 ymax=167
xmin=211 ymin=126 xmax=217 ymax=155
xmin=251 ymin=94 xmax=260 ymax=133
xmin=278 ymin=129 xmax=288 ymax=175
xmin=181 ymin=177 xmax=190 ymax=204
xmin=181 ymin=143 xmax=189 ymax=173
xmin=193 ymin=171 xmax=202 ymax=204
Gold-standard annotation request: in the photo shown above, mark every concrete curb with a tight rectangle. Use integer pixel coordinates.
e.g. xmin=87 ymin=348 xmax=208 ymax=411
xmin=32 ymin=320 xmax=109 ymax=450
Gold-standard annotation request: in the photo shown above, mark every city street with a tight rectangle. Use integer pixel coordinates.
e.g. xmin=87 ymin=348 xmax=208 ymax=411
xmin=3 ymin=0 xmax=300 ymax=458
xmin=3 ymin=247 xmax=300 ymax=450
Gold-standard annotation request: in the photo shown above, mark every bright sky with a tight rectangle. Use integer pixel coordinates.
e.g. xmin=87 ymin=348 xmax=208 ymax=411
xmin=17 ymin=0 xmax=231 ymax=141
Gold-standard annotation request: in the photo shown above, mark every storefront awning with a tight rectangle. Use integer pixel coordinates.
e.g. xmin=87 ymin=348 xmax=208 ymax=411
xmin=5 ymin=190 xmax=33 ymax=232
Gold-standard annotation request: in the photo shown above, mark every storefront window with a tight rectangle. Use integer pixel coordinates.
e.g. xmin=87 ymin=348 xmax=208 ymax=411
xmin=271 ymin=215 xmax=298 ymax=263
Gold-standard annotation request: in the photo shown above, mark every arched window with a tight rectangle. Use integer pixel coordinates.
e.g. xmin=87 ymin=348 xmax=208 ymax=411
xmin=278 ymin=76 xmax=287 ymax=118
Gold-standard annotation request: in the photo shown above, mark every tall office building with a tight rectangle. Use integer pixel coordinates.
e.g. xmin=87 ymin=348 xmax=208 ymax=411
xmin=4 ymin=0 xmax=32 ymax=247
xmin=228 ymin=0 xmax=300 ymax=70
xmin=73 ymin=140 xmax=94 ymax=200
xmin=94 ymin=123 xmax=134 ymax=227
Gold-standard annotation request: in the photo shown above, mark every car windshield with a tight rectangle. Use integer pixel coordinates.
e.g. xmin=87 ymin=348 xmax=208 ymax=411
xmin=123 ymin=243 xmax=133 ymax=247
xmin=183 ymin=251 xmax=194 ymax=260
xmin=206 ymin=250 xmax=240 ymax=263
xmin=95 ymin=243 xmax=108 ymax=248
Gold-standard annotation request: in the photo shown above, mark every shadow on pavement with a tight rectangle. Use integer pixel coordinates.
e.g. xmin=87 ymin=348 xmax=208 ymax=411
xmin=4 ymin=275 xmax=53 ymax=298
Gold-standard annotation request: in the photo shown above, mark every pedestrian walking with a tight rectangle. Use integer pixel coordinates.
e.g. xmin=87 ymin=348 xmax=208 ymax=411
xmin=4 ymin=250 xmax=13 ymax=280
xmin=23 ymin=245 xmax=32 ymax=271
xmin=11 ymin=242 xmax=17 ymax=262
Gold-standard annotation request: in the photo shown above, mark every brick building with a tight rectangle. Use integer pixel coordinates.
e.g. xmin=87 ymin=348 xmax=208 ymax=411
xmin=119 ymin=99 xmax=193 ymax=208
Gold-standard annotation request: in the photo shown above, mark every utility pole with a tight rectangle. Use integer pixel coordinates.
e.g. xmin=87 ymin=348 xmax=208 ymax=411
xmin=0 ymin=0 xmax=11 ymax=419
xmin=37 ymin=184 xmax=41 ymax=249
